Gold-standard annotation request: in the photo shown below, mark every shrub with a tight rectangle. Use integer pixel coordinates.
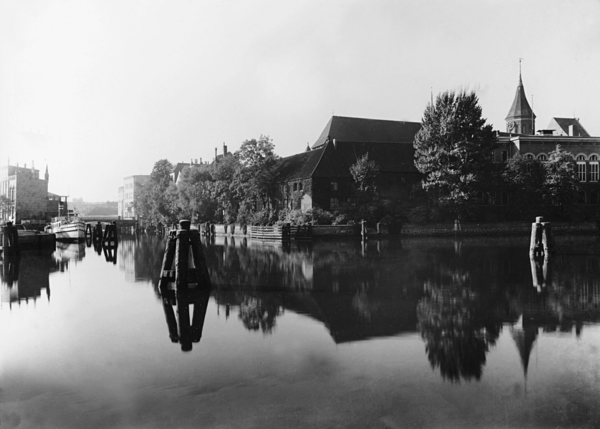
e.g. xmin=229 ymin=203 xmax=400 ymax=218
xmin=407 ymin=206 xmax=429 ymax=224
xmin=307 ymin=208 xmax=334 ymax=225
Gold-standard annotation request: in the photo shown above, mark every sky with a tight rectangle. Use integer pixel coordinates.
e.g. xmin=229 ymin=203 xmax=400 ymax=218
xmin=1 ymin=0 xmax=599 ymax=202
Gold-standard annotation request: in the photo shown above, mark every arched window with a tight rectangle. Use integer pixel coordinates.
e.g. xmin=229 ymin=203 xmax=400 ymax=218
xmin=524 ymin=153 xmax=534 ymax=160
xmin=590 ymin=191 xmax=599 ymax=205
xmin=590 ymin=154 xmax=599 ymax=161
xmin=576 ymin=154 xmax=587 ymax=161
xmin=577 ymin=190 xmax=587 ymax=205
xmin=537 ymin=154 xmax=547 ymax=161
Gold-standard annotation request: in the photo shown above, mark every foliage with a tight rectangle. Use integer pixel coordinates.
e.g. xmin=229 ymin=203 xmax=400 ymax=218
xmin=543 ymin=145 xmax=580 ymax=217
xmin=234 ymin=135 xmax=279 ymax=223
xmin=176 ymin=164 xmax=216 ymax=223
xmin=350 ymin=152 xmax=380 ymax=195
xmin=135 ymin=159 xmax=178 ymax=226
xmin=306 ymin=208 xmax=334 ymax=225
xmin=413 ymin=90 xmax=497 ymax=215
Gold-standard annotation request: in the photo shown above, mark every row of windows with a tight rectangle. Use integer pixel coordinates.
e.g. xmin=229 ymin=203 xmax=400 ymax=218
xmin=523 ymin=153 xmax=600 ymax=162
xmin=577 ymin=162 xmax=600 ymax=182
xmin=475 ymin=191 xmax=600 ymax=205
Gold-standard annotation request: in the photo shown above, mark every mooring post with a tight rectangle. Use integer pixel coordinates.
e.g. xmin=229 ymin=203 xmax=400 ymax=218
xmin=175 ymin=220 xmax=191 ymax=290
xmin=85 ymin=223 xmax=92 ymax=237
xmin=529 ymin=216 xmax=544 ymax=259
xmin=2 ymin=222 xmax=19 ymax=256
xmin=361 ymin=220 xmax=367 ymax=241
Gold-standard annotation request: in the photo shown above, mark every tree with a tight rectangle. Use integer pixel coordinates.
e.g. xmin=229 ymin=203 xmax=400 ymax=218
xmin=350 ymin=152 xmax=380 ymax=195
xmin=234 ymin=135 xmax=279 ymax=224
xmin=176 ymin=164 xmax=216 ymax=223
xmin=543 ymin=145 xmax=580 ymax=217
xmin=502 ymin=154 xmax=546 ymax=217
xmin=135 ymin=159 xmax=177 ymax=226
xmin=413 ymin=91 xmax=497 ymax=216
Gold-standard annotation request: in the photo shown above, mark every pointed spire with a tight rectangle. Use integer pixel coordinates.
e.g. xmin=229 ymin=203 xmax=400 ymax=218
xmin=506 ymin=62 xmax=536 ymax=134
xmin=45 ymin=164 xmax=49 ymax=183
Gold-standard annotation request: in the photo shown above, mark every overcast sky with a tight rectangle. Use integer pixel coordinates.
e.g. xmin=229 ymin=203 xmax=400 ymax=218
xmin=1 ymin=0 xmax=599 ymax=202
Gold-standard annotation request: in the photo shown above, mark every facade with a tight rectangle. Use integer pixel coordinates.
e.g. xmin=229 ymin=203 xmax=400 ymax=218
xmin=0 ymin=164 xmax=50 ymax=224
xmin=491 ymin=71 xmax=600 ymax=215
xmin=274 ymin=116 xmax=422 ymax=212
xmin=118 ymin=175 xmax=150 ymax=219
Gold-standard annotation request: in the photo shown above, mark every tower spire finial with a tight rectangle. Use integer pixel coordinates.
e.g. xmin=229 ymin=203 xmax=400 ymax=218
xmin=519 ymin=58 xmax=524 ymax=84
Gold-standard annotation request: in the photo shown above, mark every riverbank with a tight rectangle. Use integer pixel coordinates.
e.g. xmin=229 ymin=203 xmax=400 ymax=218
xmin=399 ymin=221 xmax=598 ymax=237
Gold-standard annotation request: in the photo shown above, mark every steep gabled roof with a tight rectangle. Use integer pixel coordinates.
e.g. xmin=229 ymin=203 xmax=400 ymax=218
xmin=313 ymin=141 xmax=418 ymax=178
xmin=312 ymin=116 xmax=421 ymax=149
xmin=548 ymin=117 xmax=590 ymax=137
xmin=273 ymin=147 xmax=325 ymax=182
xmin=506 ymin=73 xmax=536 ymax=120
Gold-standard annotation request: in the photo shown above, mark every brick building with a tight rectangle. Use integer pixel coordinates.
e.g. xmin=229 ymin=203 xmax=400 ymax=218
xmin=273 ymin=116 xmax=422 ymax=212
xmin=0 ymin=163 xmax=51 ymax=224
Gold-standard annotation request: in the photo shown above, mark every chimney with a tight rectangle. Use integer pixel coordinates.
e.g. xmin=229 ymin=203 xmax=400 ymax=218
xmin=223 ymin=143 xmax=227 ymax=156
xmin=568 ymin=124 xmax=574 ymax=136
xmin=199 ymin=157 xmax=202 ymax=164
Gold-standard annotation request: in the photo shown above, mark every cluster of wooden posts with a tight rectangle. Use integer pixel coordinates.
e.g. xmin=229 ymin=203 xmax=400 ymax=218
xmin=158 ymin=220 xmax=212 ymax=352
xmin=201 ymin=223 xmax=312 ymax=240
xmin=85 ymin=221 xmax=119 ymax=262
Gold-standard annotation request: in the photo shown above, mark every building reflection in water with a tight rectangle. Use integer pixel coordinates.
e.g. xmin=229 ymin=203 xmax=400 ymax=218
xmin=0 ymin=249 xmax=57 ymax=308
xmin=118 ymin=235 xmax=166 ymax=287
xmin=203 ymin=235 xmax=600 ymax=382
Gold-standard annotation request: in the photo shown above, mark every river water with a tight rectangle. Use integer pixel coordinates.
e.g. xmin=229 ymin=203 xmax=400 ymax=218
xmin=1 ymin=234 xmax=599 ymax=428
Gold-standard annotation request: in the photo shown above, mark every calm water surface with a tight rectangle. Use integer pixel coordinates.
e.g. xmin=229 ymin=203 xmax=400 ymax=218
xmin=1 ymin=234 xmax=599 ymax=428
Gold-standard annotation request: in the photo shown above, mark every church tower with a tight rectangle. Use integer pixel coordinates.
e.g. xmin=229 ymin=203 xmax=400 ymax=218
xmin=506 ymin=67 xmax=536 ymax=135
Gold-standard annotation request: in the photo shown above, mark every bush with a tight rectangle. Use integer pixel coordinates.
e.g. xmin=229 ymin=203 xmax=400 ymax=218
xmin=407 ymin=206 xmax=429 ymax=224
xmin=332 ymin=213 xmax=348 ymax=225
xmin=307 ymin=208 xmax=334 ymax=225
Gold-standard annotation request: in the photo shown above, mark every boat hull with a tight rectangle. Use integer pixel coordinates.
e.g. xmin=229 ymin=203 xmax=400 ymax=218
xmin=46 ymin=220 xmax=86 ymax=242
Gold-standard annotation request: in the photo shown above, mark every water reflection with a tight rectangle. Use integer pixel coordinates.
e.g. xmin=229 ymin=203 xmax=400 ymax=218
xmin=159 ymin=285 xmax=211 ymax=351
xmin=204 ymin=236 xmax=600 ymax=382
xmin=1 ymin=250 xmax=55 ymax=307
xmin=118 ymin=235 xmax=165 ymax=285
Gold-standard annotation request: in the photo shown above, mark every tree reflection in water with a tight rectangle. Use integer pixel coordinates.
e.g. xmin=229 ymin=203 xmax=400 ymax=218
xmin=416 ymin=243 xmax=506 ymax=383
xmin=238 ymin=295 xmax=282 ymax=333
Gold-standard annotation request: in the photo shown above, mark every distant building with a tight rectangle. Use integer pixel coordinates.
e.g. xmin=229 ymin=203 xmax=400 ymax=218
xmin=492 ymin=70 xmax=600 ymax=210
xmin=118 ymin=175 xmax=150 ymax=219
xmin=273 ymin=116 xmax=422 ymax=212
xmin=0 ymin=163 xmax=51 ymax=224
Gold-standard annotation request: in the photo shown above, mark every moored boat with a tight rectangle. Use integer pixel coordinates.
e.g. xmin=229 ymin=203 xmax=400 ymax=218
xmin=44 ymin=216 xmax=86 ymax=241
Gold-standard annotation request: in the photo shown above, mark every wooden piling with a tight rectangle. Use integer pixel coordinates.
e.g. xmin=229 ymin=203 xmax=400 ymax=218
xmin=529 ymin=216 xmax=554 ymax=259
xmin=2 ymin=223 xmax=20 ymax=256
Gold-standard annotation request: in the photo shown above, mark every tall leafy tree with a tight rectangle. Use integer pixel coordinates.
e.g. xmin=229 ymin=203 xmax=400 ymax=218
xmin=543 ymin=144 xmax=580 ymax=217
xmin=234 ymin=135 xmax=279 ymax=223
xmin=414 ymin=91 xmax=497 ymax=215
xmin=135 ymin=159 xmax=177 ymax=226
xmin=502 ymin=154 xmax=546 ymax=216
xmin=176 ymin=164 xmax=216 ymax=223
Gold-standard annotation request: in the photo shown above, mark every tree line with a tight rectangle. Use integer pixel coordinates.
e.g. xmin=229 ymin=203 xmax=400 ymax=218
xmin=135 ymin=90 xmax=583 ymax=227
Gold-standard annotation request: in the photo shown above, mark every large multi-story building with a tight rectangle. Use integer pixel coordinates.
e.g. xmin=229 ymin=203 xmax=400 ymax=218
xmin=274 ymin=116 xmax=422 ymax=213
xmin=0 ymin=163 xmax=52 ymax=224
xmin=118 ymin=175 xmax=150 ymax=219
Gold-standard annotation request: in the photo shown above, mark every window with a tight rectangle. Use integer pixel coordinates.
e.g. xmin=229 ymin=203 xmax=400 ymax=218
xmin=576 ymin=154 xmax=586 ymax=161
xmin=501 ymin=192 xmax=509 ymax=205
xmin=502 ymin=151 xmax=508 ymax=162
xmin=298 ymin=182 xmax=303 ymax=191
xmin=293 ymin=183 xmax=297 ymax=191
xmin=331 ymin=181 xmax=338 ymax=191
xmin=330 ymin=198 xmax=339 ymax=209
xmin=524 ymin=154 xmax=534 ymax=160
xmin=591 ymin=191 xmax=599 ymax=205
xmin=590 ymin=162 xmax=599 ymax=182
xmin=590 ymin=154 xmax=599 ymax=161
xmin=577 ymin=162 xmax=587 ymax=182
xmin=537 ymin=154 xmax=547 ymax=161
xmin=577 ymin=191 xmax=587 ymax=205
